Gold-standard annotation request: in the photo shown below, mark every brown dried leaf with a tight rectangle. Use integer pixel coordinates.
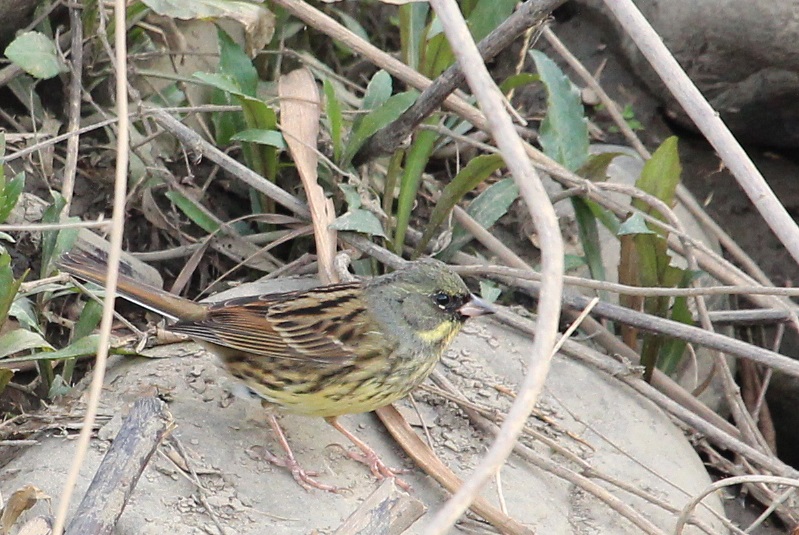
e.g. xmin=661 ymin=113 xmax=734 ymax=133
xmin=0 ymin=485 xmax=50 ymax=534
xmin=279 ymin=68 xmax=337 ymax=283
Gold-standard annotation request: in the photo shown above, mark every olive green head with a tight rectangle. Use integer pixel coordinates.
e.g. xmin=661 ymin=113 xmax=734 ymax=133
xmin=364 ymin=258 xmax=493 ymax=348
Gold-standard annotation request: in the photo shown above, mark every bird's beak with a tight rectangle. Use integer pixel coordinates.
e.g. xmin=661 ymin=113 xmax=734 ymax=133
xmin=458 ymin=295 xmax=495 ymax=318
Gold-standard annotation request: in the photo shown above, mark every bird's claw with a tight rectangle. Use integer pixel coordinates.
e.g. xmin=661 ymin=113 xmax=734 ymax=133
xmin=249 ymin=445 xmax=344 ymax=493
xmin=330 ymin=443 xmax=412 ymax=490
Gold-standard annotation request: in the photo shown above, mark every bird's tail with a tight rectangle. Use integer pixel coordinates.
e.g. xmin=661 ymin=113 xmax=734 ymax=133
xmin=57 ymin=251 xmax=206 ymax=321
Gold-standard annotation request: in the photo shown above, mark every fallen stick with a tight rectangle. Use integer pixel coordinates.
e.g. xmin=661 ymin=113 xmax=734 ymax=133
xmin=65 ymin=396 xmax=175 ymax=535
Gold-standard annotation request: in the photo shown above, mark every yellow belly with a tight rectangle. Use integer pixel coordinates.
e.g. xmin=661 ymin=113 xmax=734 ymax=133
xmin=228 ymin=350 xmax=441 ymax=417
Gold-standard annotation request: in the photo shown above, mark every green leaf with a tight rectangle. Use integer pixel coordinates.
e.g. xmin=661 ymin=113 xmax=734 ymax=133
xmin=617 ymin=212 xmax=655 ymax=236
xmin=332 ymin=9 xmax=370 ymax=44
xmin=572 ymin=196 xmax=607 ymax=293
xmin=0 ymin=329 xmax=53 ymax=359
xmin=658 ymin=272 xmax=695 ymax=375
xmin=399 ymin=2 xmax=430 ymax=70
xmin=49 ymin=374 xmax=72 ymax=398
xmin=466 ymin=0 xmax=517 ymax=43
xmin=324 ymin=79 xmax=343 ymax=163
xmin=438 ymin=177 xmax=518 ymax=259
xmin=393 ymin=125 xmax=438 ymax=252
xmin=74 ymin=299 xmax=103 ymax=341
xmin=531 ymin=50 xmax=589 ymax=172
xmin=0 ymin=251 xmax=25 ymax=327
xmin=0 ymin=172 xmax=24 ymax=223
xmin=423 ymin=30 xmax=453 ymax=78
xmin=415 ymin=154 xmax=505 ymax=256
xmin=9 ymin=298 xmax=42 ymax=335
xmin=633 ymin=136 xmax=681 ymax=224
xmin=564 ymin=254 xmax=587 ymax=271
xmin=165 ymin=191 xmax=220 ymax=233
xmin=230 ymin=129 xmax=286 ymax=148
xmin=578 ymin=152 xmax=622 ymax=183
xmin=210 ymin=87 xmax=242 ymax=146
xmin=499 ymin=73 xmax=540 ymax=94
xmin=4 ymin=31 xmax=66 ymax=79
xmin=479 ymin=280 xmax=501 ymax=304
xmin=338 ymin=183 xmax=362 ymax=210
xmin=217 ymin=27 xmax=257 ymax=96
xmin=193 ymin=71 xmax=245 ymax=96
xmin=329 ymin=209 xmax=386 ymax=238
xmin=40 ymin=193 xmax=79 ymax=277
xmin=1 ymin=334 xmax=106 ymax=364
xmin=0 ymin=368 xmax=12 ymax=394
xmin=343 ymin=90 xmax=418 ymax=166
xmin=361 ymin=70 xmax=393 ymax=115
xmin=351 ymin=70 xmax=394 ymax=145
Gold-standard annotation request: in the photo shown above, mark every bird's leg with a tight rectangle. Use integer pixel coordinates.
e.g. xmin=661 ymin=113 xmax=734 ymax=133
xmin=258 ymin=412 xmax=342 ymax=493
xmin=325 ymin=416 xmax=411 ymax=491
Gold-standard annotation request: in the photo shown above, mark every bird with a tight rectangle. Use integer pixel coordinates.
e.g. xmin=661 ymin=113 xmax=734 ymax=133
xmin=57 ymin=251 xmax=493 ymax=491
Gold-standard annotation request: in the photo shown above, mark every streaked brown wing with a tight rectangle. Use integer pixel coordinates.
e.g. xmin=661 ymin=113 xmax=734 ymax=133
xmin=168 ymin=282 xmax=375 ymax=363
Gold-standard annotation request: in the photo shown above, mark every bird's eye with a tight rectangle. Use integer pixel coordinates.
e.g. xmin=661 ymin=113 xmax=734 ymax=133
xmin=433 ymin=291 xmax=452 ymax=309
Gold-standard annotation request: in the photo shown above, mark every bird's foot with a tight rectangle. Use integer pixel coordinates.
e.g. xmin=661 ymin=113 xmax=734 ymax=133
xmin=326 ymin=417 xmax=412 ymax=491
xmin=250 ymin=445 xmax=342 ymax=493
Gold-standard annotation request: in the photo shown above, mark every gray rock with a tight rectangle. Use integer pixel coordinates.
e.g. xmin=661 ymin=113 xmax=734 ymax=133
xmin=2 ymin=314 xmax=728 ymax=533
xmin=576 ymin=0 xmax=799 ymax=147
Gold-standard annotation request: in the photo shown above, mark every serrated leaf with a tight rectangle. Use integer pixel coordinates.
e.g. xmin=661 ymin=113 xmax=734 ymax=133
xmin=572 ymin=196 xmax=606 ymax=292
xmin=329 ymin=209 xmax=386 ymax=238
xmin=333 ymin=9 xmax=370 ymax=44
xmin=230 ymin=129 xmax=286 ymax=148
xmin=423 ymin=31 xmax=453 ymax=78
xmin=564 ymin=254 xmax=587 ymax=271
xmin=0 ymin=329 xmax=53 ymax=359
xmin=4 ymin=31 xmax=66 ymax=79
xmin=531 ymin=50 xmax=589 ymax=172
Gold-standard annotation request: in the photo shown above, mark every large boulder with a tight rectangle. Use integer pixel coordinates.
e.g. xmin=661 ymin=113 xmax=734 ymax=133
xmin=575 ymin=0 xmax=799 ymax=148
xmin=1 ymin=280 xmax=728 ymax=533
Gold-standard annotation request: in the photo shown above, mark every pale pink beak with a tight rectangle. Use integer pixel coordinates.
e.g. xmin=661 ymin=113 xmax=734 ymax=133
xmin=458 ymin=295 xmax=495 ymax=318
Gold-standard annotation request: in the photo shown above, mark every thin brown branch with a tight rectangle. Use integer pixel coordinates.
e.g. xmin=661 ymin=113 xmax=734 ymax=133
xmin=354 ymin=0 xmax=565 ymax=165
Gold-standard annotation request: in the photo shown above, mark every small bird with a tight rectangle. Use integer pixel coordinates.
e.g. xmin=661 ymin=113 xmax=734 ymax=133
xmin=58 ymin=251 xmax=493 ymax=491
